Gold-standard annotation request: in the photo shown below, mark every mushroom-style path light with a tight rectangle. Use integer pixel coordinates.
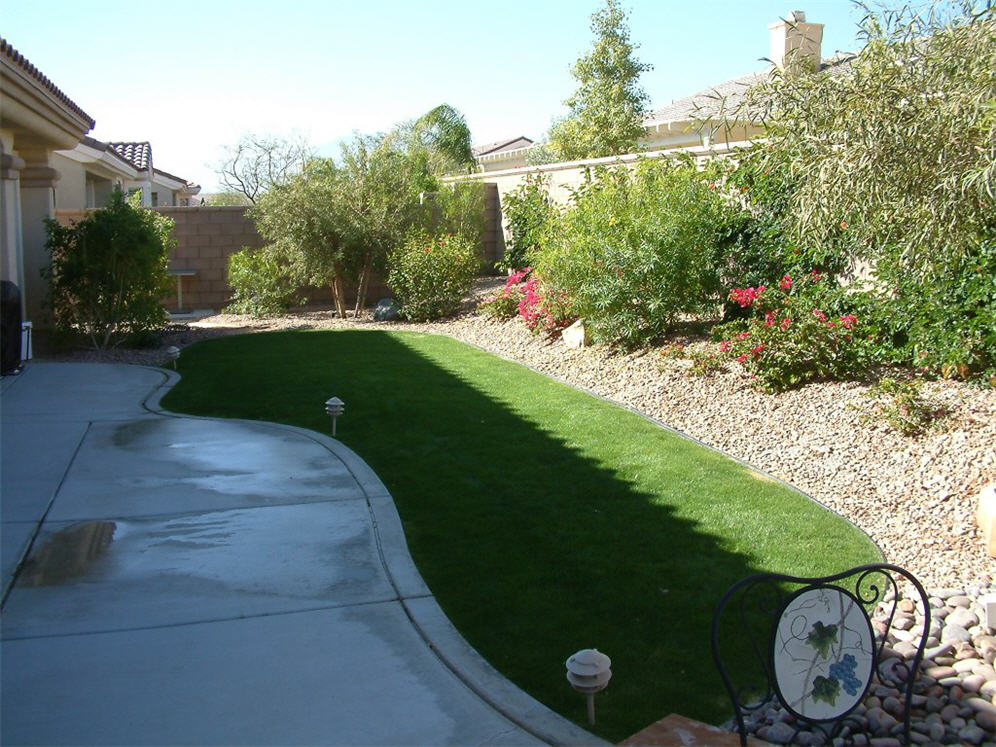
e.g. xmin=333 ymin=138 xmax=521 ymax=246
xmin=165 ymin=346 xmax=180 ymax=370
xmin=566 ymin=648 xmax=612 ymax=725
xmin=325 ymin=397 xmax=345 ymax=436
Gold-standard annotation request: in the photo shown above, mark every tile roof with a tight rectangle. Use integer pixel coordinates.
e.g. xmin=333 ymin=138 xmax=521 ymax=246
xmin=108 ymin=141 xmax=152 ymax=171
xmin=0 ymin=37 xmax=95 ymax=128
xmin=472 ymin=136 xmax=534 ymax=157
xmin=644 ymin=53 xmax=858 ymax=126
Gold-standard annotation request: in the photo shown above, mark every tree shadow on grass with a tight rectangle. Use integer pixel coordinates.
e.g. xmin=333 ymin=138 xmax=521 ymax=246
xmin=163 ymin=329 xmax=879 ymax=741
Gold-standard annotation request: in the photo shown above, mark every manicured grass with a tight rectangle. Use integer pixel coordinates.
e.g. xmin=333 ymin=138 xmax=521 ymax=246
xmin=161 ymin=330 xmax=881 ymax=741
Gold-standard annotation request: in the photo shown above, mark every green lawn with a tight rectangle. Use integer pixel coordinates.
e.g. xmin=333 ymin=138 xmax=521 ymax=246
xmin=161 ymin=329 xmax=881 ymax=741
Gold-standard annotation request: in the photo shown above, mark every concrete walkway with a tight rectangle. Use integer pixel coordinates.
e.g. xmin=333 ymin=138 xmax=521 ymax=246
xmin=1 ymin=362 xmax=600 ymax=746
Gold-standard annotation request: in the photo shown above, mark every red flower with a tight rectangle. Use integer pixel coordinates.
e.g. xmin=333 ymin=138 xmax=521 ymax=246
xmin=812 ymin=308 xmax=827 ymax=323
xmin=765 ymin=311 xmax=776 ymax=326
xmin=736 ymin=331 xmax=751 ymax=340
xmin=780 ymin=318 xmax=791 ymax=331
xmin=780 ymin=274 xmax=792 ymax=291
xmin=719 ymin=340 xmax=732 ymax=353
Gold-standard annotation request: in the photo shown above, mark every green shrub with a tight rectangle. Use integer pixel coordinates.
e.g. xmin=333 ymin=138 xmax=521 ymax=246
xmin=44 ymin=188 xmax=173 ymax=349
xmin=500 ymin=173 xmax=555 ymax=272
xmin=225 ymin=244 xmax=302 ymax=317
xmin=530 ymin=158 xmax=734 ymax=347
xmin=388 ymin=232 xmax=479 ymax=321
xmin=863 ymin=377 xmax=944 ymax=437
xmin=716 ymin=272 xmax=873 ymax=392
xmin=855 ymin=238 xmax=996 ymax=381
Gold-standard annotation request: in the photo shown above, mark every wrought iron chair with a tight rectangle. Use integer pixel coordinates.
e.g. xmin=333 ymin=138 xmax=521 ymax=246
xmin=710 ymin=563 xmax=930 ymax=746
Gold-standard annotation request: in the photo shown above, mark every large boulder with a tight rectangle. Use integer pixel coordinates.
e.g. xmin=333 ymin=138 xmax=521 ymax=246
xmin=373 ymin=298 xmax=401 ymax=322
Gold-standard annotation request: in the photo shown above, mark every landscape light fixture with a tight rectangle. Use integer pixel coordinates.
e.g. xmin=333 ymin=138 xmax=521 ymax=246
xmin=165 ymin=346 xmax=180 ymax=370
xmin=325 ymin=397 xmax=345 ymax=436
xmin=566 ymin=648 xmax=612 ymax=725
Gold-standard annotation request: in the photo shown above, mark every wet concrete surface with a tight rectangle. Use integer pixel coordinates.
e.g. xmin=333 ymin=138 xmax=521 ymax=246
xmin=1 ymin=362 xmax=596 ymax=746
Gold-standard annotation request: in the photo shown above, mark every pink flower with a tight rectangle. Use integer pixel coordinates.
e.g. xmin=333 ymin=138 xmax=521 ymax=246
xmin=736 ymin=331 xmax=751 ymax=340
xmin=736 ymin=354 xmax=749 ymax=363
xmin=839 ymin=314 xmax=858 ymax=329
xmin=780 ymin=274 xmax=792 ymax=291
xmin=719 ymin=340 xmax=732 ymax=353
xmin=780 ymin=318 xmax=792 ymax=331
xmin=729 ymin=286 xmax=764 ymax=308
xmin=812 ymin=309 xmax=827 ymax=323
xmin=764 ymin=311 xmax=776 ymax=326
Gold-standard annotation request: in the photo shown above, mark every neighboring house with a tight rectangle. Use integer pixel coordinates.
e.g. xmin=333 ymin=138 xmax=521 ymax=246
xmin=1 ymin=36 xmax=202 ymax=329
xmin=473 ymin=136 xmax=534 ymax=173
xmin=52 ymin=138 xmax=200 ymax=209
xmin=1 ymin=37 xmax=94 ymax=325
xmin=472 ymin=11 xmax=850 ymax=171
xmin=640 ymin=12 xmax=854 ymax=151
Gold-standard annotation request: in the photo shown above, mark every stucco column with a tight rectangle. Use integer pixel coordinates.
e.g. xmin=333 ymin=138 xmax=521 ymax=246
xmin=1 ymin=148 xmax=26 ymax=305
xmin=18 ymin=150 xmax=60 ymax=325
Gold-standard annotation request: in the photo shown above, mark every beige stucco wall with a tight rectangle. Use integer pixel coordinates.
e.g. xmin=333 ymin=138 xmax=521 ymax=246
xmin=52 ymin=153 xmax=86 ymax=210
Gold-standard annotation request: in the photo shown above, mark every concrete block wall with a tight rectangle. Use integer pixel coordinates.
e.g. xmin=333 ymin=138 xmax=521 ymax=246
xmin=155 ymin=206 xmax=264 ymax=310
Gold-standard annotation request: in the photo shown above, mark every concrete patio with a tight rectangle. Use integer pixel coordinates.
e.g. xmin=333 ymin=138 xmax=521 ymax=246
xmin=0 ymin=361 xmax=600 ymax=745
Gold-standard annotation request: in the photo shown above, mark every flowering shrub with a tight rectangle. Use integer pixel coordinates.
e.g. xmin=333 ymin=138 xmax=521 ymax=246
xmin=479 ymin=269 xmax=530 ymax=320
xmin=715 ymin=272 xmax=873 ymax=392
xmin=517 ymin=273 xmax=573 ymax=333
xmin=387 ymin=232 xmax=479 ymax=322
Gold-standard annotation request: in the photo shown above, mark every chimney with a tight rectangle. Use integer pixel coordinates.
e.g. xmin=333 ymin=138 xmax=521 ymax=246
xmin=768 ymin=10 xmax=824 ymax=73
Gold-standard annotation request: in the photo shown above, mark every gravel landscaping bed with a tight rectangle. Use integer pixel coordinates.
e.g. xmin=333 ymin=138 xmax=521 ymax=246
xmin=38 ymin=279 xmax=995 ymax=592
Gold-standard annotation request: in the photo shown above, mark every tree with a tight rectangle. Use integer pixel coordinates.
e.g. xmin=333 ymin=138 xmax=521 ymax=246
xmin=44 ymin=189 xmax=174 ymax=349
xmin=549 ymin=0 xmax=652 ymax=160
xmin=215 ymin=133 xmax=311 ymax=204
xmin=251 ymin=135 xmax=434 ymax=318
xmin=389 ymin=103 xmax=477 ymax=175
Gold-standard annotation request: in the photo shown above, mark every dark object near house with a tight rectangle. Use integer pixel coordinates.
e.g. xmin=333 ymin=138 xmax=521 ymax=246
xmin=373 ymin=298 xmax=400 ymax=322
xmin=1 ymin=280 xmax=23 ymax=375
xmin=711 ymin=563 xmax=929 ymax=746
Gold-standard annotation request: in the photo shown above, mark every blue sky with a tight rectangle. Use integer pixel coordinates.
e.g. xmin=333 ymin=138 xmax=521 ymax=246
xmin=3 ymin=1 xmax=865 ymax=192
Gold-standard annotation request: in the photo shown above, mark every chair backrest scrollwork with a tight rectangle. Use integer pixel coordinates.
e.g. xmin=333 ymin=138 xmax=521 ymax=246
xmin=710 ymin=563 xmax=930 ymax=746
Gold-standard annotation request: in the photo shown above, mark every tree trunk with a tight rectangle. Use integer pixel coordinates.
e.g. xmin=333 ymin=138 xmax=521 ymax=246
xmin=354 ymin=252 xmax=373 ymax=317
xmin=331 ymin=264 xmax=347 ymax=318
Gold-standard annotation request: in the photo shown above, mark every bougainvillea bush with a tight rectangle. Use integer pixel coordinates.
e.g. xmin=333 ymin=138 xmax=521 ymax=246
xmin=716 ymin=271 xmax=874 ymax=392
xmin=478 ymin=268 xmax=530 ymax=320
xmin=387 ymin=232 xmax=479 ymax=322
